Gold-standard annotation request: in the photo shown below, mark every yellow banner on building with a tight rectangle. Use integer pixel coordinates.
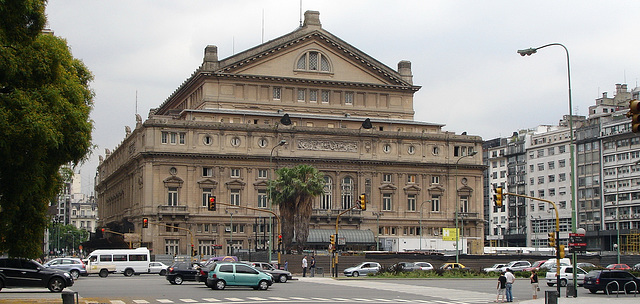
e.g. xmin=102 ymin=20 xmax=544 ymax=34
xmin=442 ymin=228 xmax=459 ymax=241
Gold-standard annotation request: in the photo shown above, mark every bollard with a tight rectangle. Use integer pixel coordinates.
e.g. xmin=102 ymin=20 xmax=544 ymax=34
xmin=566 ymin=284 xmax=577 ymax=297
xmin=545 ymin=290 xmax=558 ymax=304
xmin=61 ymin=290 xmax=77 ymax=304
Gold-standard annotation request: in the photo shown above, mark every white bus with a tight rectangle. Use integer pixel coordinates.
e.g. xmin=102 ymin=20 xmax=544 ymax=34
xmin=86 ymin=247 xmax=150 ymax=276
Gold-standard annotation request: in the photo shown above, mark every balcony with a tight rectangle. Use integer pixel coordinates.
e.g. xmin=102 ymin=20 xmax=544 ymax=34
xmin=311 ymin=208 xmax=363 ymax=224
xmin=157 ymin=205 xmax=190 ymax=220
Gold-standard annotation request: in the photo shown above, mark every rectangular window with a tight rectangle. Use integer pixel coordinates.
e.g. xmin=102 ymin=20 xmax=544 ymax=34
xmin=548 ymin=161 xmax=555 ymax=169
xmin=273 ymin=87 xmax=281 ymax=100
xmin=230 ymin=189 xmax=240 ymax=206
xmin=345 ymin=92 xmax=354 ymax=105
xmin=407 ymin=194 xmax=416 ymax=211
xmin=309 ymin=89 xmax=318 ymax=102
xmin=382 ymin=193 xmax=392 ymax=211
xmin=431 ymin=176 xmax=440 ymax=184
xmin=407 ymin=174 xmax=416 ymax=183
xmin=201 ymin=188 xmax=212 ymax=207
xmin=258 ymin=189 xmax=267 ymax=208
xmin=230 ymin=168 xmax=240 ymax=178
xmin=202 ymin=167 xmax=212 ymax=177
xmin=179 ymin=133 xmax=186 ymax=144
xmin=258 ymin=169 xmax=268 ymax=179
xmin=459 ymin=196 xmax=468 ymax=213
xmin=297 ymin=89 xmax=305 ymax=102
xmin=170 ymin=133 xmax=177 ymax=144
xmin=167 ymin=187 xmax=178 ymax=206
xmin=431 ymin=195 xmax=440 ymax=212
xmin=161 ymin=132 xmax=168 ymax=144
xmin=321 ymin=90 xmax=330 ymax=103
xmin=383 ymin=174 xmax=392 ymax=183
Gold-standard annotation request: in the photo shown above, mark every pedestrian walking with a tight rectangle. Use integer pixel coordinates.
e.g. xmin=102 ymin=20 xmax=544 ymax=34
xmin=504 ymin=268 xmax=515 ymax=302
xmin=302 ymin=255 xmax=308 ymax=277
xmin=284 ymin=260 xmax=288 ymax=272
xmin=530 ymin=269 xmax=539 ymax=299
xmin=496 ymin=271 xmax=507 ymax=303
xmin=310 ymin=256 xmax=316 ymax=277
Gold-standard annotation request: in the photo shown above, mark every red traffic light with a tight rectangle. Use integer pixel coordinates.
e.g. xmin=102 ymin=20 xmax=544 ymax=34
xmin=208 ymin=196 xmax=217 ymax=211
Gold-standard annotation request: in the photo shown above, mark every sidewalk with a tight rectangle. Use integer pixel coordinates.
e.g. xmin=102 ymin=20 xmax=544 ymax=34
xmin=519 ymin=294 xmax=639 ymax=304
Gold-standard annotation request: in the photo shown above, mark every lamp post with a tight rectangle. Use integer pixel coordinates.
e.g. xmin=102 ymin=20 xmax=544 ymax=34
xmin=518 ymin=43 xmax=578 ymax=295
xmin=373 ymin=212 xmax=383 ymax=251
xmin=268 ymin=139 xmax=287 ymax=262
xmin=454 ymin=150 xmax=477 ymax=263
xmin=419 ymin=201 xmax=429 ymax=251
xmin=225 ymin=209 xmax=238 ymax=255
xmin=614 ymin=203 xmax=621 ymax=264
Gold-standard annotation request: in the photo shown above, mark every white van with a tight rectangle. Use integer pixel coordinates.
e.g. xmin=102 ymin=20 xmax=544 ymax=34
xmin=86 ymin=247 xmax=151 ymax=276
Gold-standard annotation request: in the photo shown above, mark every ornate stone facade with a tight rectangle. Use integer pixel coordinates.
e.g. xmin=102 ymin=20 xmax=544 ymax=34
xmin=95 ymin=11 xmax=484 ymax=256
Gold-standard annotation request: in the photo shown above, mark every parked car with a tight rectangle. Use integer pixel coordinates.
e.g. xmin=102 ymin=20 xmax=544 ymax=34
xmin=42 ymin=257 xmax=87 ymax=280
xmin=148 ymin=262 xmax=169 ymax=275
xmin=207 ymin=262 xmax=273 ymax=290
xmin=414 ymin=262 xmax=434 ymax=271
xmin=606 ymin=264 xmax=631 ymax=270
xmin=249 ymin=262 xmax=292 ymax=283
xmin=576 ymin=262 xmax=598 ymax=269
xmin=389 ymin=262 xmax=420 ymax=272
xmin=484 ymin=263 xmax=507 ymax=273
xmin=500 ymin=260 xmax=531 ymax=272
xmin=583 ymin=269 xmax=640 ymax=294
xmin=440 ymin=263 xmax=466 ymax=270
xmin=343 ymin=262 xmax=381 ymax=277
xmin=0 ymin=258 xmax=74 ymax=292
xmin=523 ymin=260 xmax=547 ymax=272
xmin=634 ymin=263 xmax=640 ymax=271
xmin=545 ymin=266 xmax=587 ymax=287
xmin=540 ymin=258 xmax=571 ymax=270
xmin=165 ymin=261 xmax=202 ymax=285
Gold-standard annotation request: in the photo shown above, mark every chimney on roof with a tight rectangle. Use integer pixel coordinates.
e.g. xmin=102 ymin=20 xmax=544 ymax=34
xmin=303 ymin=10 xmax=321 ymax=28
xmin=202 ymin=45 xmax=219 ymax=71
xmin=398 ymin=61 xmax=413 ymax=84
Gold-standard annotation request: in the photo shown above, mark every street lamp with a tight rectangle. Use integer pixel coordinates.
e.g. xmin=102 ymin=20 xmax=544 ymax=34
xmin=268 ymin=139 xmax=287 ymax=262
xmin=518 ymin=43 xmax=578 ymax=296
xmin=373 ymin=212 xmax=383 ymax=251
xmin=454 ymin=150 xmax=477 ymax=263
xmin=225 ymin=209 xmax=238 ymax=255
xmin=419 ymin=200 xmax=431 ymax=251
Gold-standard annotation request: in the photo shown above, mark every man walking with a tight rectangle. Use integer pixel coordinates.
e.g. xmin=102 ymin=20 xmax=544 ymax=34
xmin=504 ymin=268 xmax=516 ymax=302
xmin=302 ymin=255 xmax=308 ymax=277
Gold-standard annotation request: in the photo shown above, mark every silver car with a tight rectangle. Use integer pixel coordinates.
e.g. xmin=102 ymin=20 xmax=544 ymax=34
xmin=343 ymin=262 xmax=381 ymax=277
xmin=43 ymin=257 xmax=87 ymax=280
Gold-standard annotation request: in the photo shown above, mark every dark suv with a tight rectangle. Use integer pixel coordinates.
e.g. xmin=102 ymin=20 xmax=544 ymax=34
xmin=165 ymin=261 xmax=202 ymax=285
xmin=583 ymin=269 xmax=640 ymax=294
xmin=0 ymin=258 xmax=74 ymax=292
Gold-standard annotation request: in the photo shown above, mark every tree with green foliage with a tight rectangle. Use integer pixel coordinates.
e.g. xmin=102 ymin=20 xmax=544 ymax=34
xmin=48 ymin=223 xmax=89 ymax=256
xmin=268 ymin=165 xmax=324 ymax=252
xmin=0 ymin=0 xmax=94 ymax=258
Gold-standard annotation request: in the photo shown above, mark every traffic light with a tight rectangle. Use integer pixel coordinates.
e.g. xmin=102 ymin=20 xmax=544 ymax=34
xmin=330 ymin=234 xmax=336 ymax=246
xmin=208 ymin=196 xmax=217 ymax=211
xmin=191 ymin=244 xmax=196 ymax=256
xmin=142 ymin=217 xmax=149 ymax=228
xmin=278 ymin=235 xmax=282 ymax=246
xmin=493 ymin=186 xmax=503 ymax=208
xmin=359 ymin=193 xmax=366 ymax=211
xmin=548 ymin=231 xmax=556 ymax=247
xmin=628 ymin=99 xmax=640 ymax=133
xmin=559 ymin=244 xmax=565 ymax=259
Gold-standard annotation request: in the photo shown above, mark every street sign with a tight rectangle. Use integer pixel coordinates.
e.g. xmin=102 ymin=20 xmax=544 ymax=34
xmin=568 ymin=233 xmax=586 ymax=252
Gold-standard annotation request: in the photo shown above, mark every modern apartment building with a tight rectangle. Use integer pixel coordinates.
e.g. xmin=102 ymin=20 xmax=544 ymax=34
xmin=95 ymin=11 xmax=484 ymax=256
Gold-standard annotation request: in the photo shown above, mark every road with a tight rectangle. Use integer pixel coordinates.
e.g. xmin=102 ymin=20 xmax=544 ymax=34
xmin=0 ymin=274 xmax=621 ymax=304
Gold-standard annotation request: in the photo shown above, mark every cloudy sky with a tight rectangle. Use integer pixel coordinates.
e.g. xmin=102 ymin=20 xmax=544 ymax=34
xmin=45 ymin=0 xmax=640 ymax=194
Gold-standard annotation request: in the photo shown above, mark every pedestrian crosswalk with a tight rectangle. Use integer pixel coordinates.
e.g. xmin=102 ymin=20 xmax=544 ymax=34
xmin=84 ymin=296 xmax=493 ymax=304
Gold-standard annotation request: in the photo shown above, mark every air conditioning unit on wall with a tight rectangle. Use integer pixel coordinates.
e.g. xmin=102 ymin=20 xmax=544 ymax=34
xmin=225 ymin=227 xmax=231 ymax=232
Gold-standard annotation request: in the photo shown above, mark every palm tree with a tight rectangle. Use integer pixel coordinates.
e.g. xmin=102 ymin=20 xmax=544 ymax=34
xmin=268 ymin=165 xmax=324 ymax=252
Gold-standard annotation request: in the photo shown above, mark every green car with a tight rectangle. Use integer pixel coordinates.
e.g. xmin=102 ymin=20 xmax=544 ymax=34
xmin=207 ymin=262 xmax=273 ymax=290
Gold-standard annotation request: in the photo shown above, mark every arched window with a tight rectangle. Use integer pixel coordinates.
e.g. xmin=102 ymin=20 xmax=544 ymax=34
xmin=296 ymin=51 xmax=331 ymax=72
xmin=321 ymin=176 xmax=332 ymax=210
xmin=341 ymin=176 xmax=353 ymax=209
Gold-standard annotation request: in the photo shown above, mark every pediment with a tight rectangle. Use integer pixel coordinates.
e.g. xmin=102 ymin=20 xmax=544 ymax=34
xmin=403 ymin=184 xmax=422 ymax=193
xmin=216 ymin=30 xmax=412 ymax=87
xmin=253 ymin=180 xmax=269 ymax=188
xmin=379 ymin=184 xmax=398 ymax=191
xmin=197 ymin=178 xmax=218 ymax=187
xmin=225 ymin=179 xmax=246 ymax=189
xmin=427 ymin=185 xmax=446 ymax=193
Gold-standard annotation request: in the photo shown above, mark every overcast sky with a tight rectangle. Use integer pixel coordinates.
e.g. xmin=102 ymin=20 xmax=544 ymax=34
xmin=45 ymin=0 xmax=640 ymax=195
